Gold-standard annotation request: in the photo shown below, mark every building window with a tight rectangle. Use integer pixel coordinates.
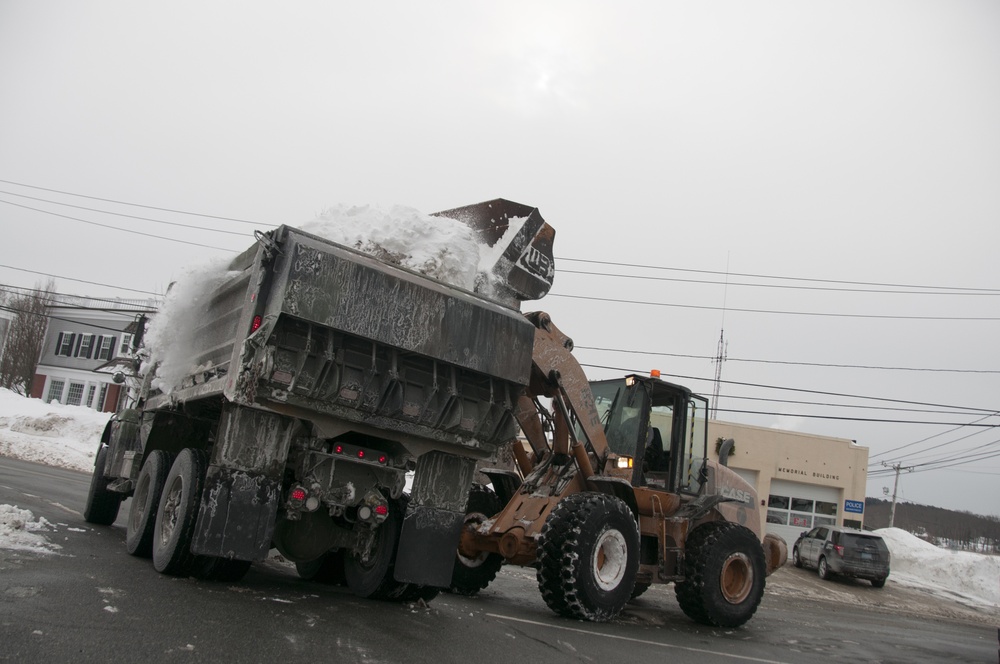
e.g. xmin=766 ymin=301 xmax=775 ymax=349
xmin=85 ymin=384 xmax=97 ymax=408
xmin=66 ymin=382 xmax=85 ymax=406
xmin=119 ymin=333 xmax=133 ymax=355
xmin=95 ymin=336 xmax=115 ymax=361
xmin=97 ymin=384 xmax=109 ymax=410
xmin=56 ymin=333 xmax=75 ymax=357
xmin=76 ymin=334 xmax=95 ymax=359
xmin=768 ymin=493 xmax=839 ymax=530
xmin=46 ymin=379 xmax=65 ymax=403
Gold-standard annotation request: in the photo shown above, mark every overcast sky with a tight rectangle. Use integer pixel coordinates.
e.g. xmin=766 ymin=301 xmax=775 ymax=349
xmin=1 ymin=1 xmax=997 ymax=517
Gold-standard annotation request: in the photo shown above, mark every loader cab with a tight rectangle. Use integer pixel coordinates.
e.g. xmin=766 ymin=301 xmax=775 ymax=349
xmin=589 ymin=375 xmax=709 ymax=495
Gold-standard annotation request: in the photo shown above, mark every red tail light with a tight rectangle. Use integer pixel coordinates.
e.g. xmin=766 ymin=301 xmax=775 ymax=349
xmin=334 ymin=444 xmax=344 ymax=454
xmin=250 ymin=315 xmax=262 ymax=332
xmin=374 ymin=504 xmax=389 ymax=516
xmin=833 ymin=544 xmax=845 ymax=556
xmin=290 ymin=486 xmax=307 ymax=503
xmin=378 ymin=454 xmax=387 ymax=464
xmin=357 ymin=449 xmax=365 ymax=459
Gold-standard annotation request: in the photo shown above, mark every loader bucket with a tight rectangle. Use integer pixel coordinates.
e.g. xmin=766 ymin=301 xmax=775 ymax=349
xmin=433 ymin=199 xmax=556 ymax=304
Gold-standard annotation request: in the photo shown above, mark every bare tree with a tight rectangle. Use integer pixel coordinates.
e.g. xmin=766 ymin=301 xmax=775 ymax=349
xmin=0 ymin=281 xmax=54 ymax=395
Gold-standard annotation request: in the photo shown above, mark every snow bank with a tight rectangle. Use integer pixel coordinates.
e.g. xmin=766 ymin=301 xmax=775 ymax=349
xmin=0 ymin=388 xmax=108 ymax=472
xmin=0 ymin=504 xmax=61 ymax=554
xmin=877 ymin=527 xmax=1000 ymax=608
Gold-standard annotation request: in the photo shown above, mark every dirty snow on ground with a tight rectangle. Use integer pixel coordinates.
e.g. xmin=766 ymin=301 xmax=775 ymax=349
xmin=0 ymin=504 xmax=61 ymax=554
xmin=145 ymin=203 xmax=528 ymax=393
xmin=1 ymin=389 xmax=998 ymax=614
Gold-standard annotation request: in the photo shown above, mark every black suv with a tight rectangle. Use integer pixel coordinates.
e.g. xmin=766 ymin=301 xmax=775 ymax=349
xmin=792 ymin=526 xmax=890 ymax=588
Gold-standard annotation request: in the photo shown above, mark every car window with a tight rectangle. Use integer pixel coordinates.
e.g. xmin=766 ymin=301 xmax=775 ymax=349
xmin=841 ymin=533 xmax=886 ymax=551
xmin=806 ymin=527 xmax=821 ymax=539
xmin=816 ymin=527 xmax=829 ymax=540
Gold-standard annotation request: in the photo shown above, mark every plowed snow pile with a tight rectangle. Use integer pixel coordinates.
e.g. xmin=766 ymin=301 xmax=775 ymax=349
xmin=0 ymin=388 xmax=109 ymax=472
xmin=0 ymin=504 xmax=60 ymax=554
xmin=876 ymin=527 xmax=1000 ymax=607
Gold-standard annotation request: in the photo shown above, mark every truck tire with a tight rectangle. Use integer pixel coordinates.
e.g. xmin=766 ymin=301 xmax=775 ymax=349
xmin=449 ymin=483 xmax=504 ymax=596
xmin=344 ymin=497 xmax=410 ymax=600
xmin=83 ymin=446 xmax=123 ymax=525
xmin=193 ymin=556 xmax=253 ymax=583
xmin=536 ymin=492 xmax=639 ymax=622
xmin=152 ymin=449 xmax=208 ymax=576
xmin=674 ymin=521 xmax=766 ymax=628
xmin=296 ymin=550 xmax=347 ymax=585
xmin=126 ymin=450 xmax=173 ymax=557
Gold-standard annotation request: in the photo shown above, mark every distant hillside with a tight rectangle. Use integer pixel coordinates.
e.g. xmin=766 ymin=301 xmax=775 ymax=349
xmin=865 ymin=498 xmax=1000 ymax=553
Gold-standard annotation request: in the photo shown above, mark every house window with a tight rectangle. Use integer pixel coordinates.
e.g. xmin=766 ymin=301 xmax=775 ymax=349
xmin=85 ymin=384 xmax=97 ymax=408
xmin=76 ymin=334 xmax=95 ymax=359
xmin=56 ymin=333 xmax=75 ymax=357
xmin=97 ymin=383 xmax=109 ymax=410
xmin=119 ymin=333 xmax=133 ymax=355
xmin=95 ymin=336 xmax=115 ymax=361
xmin=46 ymin=379 xmax=65 ymax=403
xmin=66 ymin=382 xmax=85 ymax=406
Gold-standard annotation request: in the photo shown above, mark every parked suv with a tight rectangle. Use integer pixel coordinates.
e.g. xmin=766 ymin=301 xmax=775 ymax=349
xmin=792 ymin=526 xmax=890 ymax=588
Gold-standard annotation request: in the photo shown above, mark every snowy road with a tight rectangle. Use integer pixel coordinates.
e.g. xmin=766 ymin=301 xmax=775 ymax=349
xmin=1 ymin=457 xmax=997 ymax=663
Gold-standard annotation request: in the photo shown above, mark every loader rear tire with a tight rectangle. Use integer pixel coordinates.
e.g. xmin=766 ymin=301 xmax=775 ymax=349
xmin=675 ymin=521 xmax=766 ymax=628
xmin=83 ymin=446 xmax=123 ymax=526
xmin=449 ymin=483 xmax=504 ymax=596
xmin=126 ymin=450 xmax=173 ymax=557
xmin=344 ymin=497 xmax=410 ymax=601
xmin=537 ymin=492 xmax=639 ymax=622
xmin=152 ymin=449 xmax=208 ymax=576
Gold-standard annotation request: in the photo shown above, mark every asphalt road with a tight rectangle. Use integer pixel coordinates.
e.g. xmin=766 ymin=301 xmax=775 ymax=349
xmin=1 ymin=456 xmax=996 ymax=663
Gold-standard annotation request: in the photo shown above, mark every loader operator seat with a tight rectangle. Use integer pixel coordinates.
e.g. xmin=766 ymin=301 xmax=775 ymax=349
xmin=643 ymin=427 xmax=669 ymax=474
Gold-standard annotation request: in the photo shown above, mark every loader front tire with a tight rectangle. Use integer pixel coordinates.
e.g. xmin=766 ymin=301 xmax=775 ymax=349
xmin=537 ymin=492 xmax=639 ymax=622
xmin=83 ymin=446 xmax=123 ymax=525
xmin=152 ymin=449 xmax=208 ymax=576
xmin=675 ymin=521 xmax=766 ymax=628
xmin=449 ymin=483 xmax=504 ymax=596
xmin=126 ymin=450 xmax=173 ymax=557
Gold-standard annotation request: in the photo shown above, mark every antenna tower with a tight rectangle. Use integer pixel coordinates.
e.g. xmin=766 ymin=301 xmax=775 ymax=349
xmin=711 ymin=254 xmax=731 ymax=420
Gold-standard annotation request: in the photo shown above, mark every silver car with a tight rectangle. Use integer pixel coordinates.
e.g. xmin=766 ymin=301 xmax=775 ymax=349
xmin=792 ymin=526 xmax=890 ymax=588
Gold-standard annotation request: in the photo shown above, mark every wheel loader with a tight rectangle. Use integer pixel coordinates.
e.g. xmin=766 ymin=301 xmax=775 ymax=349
xmin=452 ymin=312 xmax=788 ymax=626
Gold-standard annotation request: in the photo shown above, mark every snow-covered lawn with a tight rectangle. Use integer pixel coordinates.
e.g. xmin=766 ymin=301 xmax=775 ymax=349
xmin=1 ymin=388 xmax=998 ymax=613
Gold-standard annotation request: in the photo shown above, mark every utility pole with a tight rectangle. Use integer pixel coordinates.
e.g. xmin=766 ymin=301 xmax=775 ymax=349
xmin=884 ymin=462 xmax=913 ymax=528
xmin=710 ymin=328 xmax=727 ymax=419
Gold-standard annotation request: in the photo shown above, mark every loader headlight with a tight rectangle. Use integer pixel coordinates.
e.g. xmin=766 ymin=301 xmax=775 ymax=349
xmin=616 ymin=456 xmax=633 ymax=469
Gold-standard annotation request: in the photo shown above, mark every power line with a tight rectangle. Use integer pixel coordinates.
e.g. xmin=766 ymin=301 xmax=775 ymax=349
xmin=552 ymin=292 xmax=1000 ymax=321
xmin=0 ymin=178 xmax=264 ymax=226
xmin=0 ymin=264 xmax=163 ymax=296
xmin=0 ymin=198 xmax=236 ymax=251
xmin=556 ymin=256 xmax=1000 ymax=294
xmin=579 ymin=362 xmax=999 ymax=415
xmin=576 ymin=345 xmax=1000 ymax=375
xmin=0 ymin=304 xmax=141 ymax=334
xmin=0 ymin=188 xmax=255 ymax=237
xmin=559 ymin=267 xmax=1000 ymax=297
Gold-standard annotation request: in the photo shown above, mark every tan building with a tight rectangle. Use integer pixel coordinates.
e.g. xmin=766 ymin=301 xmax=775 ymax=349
xmin=708 ymin=420 xmax=870 ymax=544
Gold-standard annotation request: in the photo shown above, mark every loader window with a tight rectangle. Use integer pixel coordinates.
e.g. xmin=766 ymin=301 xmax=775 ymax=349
xmin=589 ymin=379 xmax=649 ymax=457
xmin=677 ymin=396 xmax=709 ymax=495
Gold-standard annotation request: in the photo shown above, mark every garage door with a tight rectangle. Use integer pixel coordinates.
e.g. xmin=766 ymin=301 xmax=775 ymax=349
xmin=764 ymin=480 xmax=840 ymax=544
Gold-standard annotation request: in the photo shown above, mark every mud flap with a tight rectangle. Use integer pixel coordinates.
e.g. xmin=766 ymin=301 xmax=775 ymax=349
xmin=191 ymin=405 xmax=294 ymax=561
xmin=394 ymin=451 xmax=477 ymax=587
xmin=191 ymin=466 xmax=280 ymax=561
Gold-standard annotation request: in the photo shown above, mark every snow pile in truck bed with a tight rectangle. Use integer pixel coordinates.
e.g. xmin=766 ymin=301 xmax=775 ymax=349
xmin=145 ymin=203 xmax=528 ymax=394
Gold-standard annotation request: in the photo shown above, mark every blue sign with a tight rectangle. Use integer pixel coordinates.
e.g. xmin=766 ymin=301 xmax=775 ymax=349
xmin=844 ymin=499 xmax=865 ymax=514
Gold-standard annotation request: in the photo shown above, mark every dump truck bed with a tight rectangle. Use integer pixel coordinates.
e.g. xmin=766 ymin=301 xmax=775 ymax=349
xmin=144 ymin=225 xmax=536 ymax=455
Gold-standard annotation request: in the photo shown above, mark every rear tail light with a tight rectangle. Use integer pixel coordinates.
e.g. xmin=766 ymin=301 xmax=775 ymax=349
xmin=833 ymin=544 xmax=845 ymax=556
xmin=250 ymin=315 xmax=262 ymax=332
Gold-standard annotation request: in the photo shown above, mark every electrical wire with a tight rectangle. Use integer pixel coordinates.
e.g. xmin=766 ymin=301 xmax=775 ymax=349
xmin=0 ymin=264 xmax=163 ymax=296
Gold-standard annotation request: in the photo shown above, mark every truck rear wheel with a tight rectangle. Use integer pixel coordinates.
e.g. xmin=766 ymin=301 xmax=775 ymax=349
xmin=537 ymin=492 xmax=639 ymax=622
xmin=675 ymin=521 xmax=766 ymax=628
xmin=193 ymin=556 xmax=253 ymax=582
xmin=449 ymin=483 xmax=504 ymax=596
xmin=344 ymin=497 xmax=410 ymax=600
xmin=126 ymin=450 xmax=173 ymax=557
xmin=83 ymin=446 xmax=123 ymax=525
xmin=152 ymin=449 xmax=208 ymax=576
xmin=296 ymin=550 xmax=346 ymax=585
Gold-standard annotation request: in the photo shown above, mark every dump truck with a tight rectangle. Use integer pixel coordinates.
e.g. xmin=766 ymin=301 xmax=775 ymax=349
xmin=449 ymin=313 xmax=788 ymax=626
xmin=83 ymin=199 xmax=556 ymax=599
